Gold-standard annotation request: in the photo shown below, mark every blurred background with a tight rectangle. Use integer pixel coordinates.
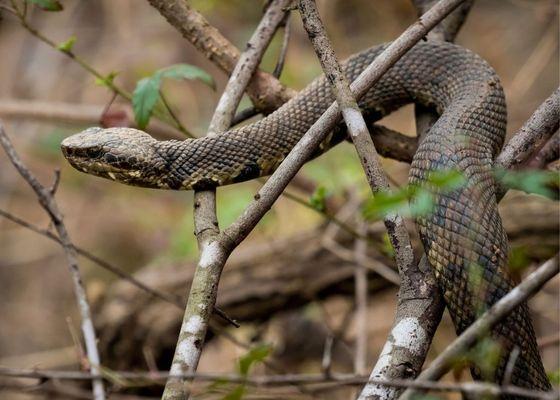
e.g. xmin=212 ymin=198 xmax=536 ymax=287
xmin=0 ymin=0 xmax=558 ymax=399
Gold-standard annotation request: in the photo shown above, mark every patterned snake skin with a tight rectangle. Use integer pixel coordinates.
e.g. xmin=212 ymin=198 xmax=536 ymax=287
xmin=61 ymin=41 xmax=551 ymax=393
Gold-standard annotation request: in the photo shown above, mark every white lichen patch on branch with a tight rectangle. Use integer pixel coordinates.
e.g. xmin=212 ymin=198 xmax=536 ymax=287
xmin=392 ymin=317 xmax=427 ymax=352
xmin=174 ymin=336 xmax=200 ymax=371
xmin=342 ymin=107 xmax=368 ymax=138
xmin=182 ymin=315 xmax=204 ymax=335
xmin=198 ymin=241 xmax=221 ymax=268
xmin=358 ymin=318 xmax=427 ymax=399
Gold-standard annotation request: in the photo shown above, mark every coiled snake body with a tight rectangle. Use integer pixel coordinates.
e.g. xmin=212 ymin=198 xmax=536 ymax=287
xmin=62 ymin=42 xmax=551 ymax=393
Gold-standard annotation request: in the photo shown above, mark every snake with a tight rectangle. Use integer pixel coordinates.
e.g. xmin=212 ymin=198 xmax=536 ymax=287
xmin=61 ymin=41 xmax=551 ymax=393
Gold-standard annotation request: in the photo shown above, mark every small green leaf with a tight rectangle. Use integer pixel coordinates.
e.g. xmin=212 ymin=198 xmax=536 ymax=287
xmin=495 ymin=168 xmax=558 ymax=199
xmin=427 ymin=169 xmax=467 ymax=191
xmin=309 ymin=186 xmax=328 ymax=212
xmin=380 ymin=233 xmax=395 ymax=258
xmin=409 ymin=188 xmax=435 ymax=217
xmin=238 ymin=344 xmax=271 ymax=376
xmin=509 ymin=246 xmax=530 ymax=273
xmin=362 ymin=188 xmax=410 ymax=220
xmin=94 ymin=71 xmax=119 ymax=88
xmin=548 ymin=368 xmax=560 ymax=385
xmin=57 ymin=35 xmax=76 ymax=53
xmin=132 ymin=76 xmax=162 ymax=129
xmin=26 ymin=0 xmax=63 ymax=11
xmin=468 ymin=337 xmax=502 ymax=380
xmin=158 ymin=64 xmax=216 ymax=90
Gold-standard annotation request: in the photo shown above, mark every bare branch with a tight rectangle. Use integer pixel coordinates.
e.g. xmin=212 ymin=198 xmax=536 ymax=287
xmin=411 ymin=0 xmax=474 ymax=42
xmin=0 ymin=208 xmax=185 ymax=308
xmin=400 ymin=254 xmax=560 ymax=399
xmin=0 ymin=98 xmax=184 ymax=140
xmin=147 ymin=0 xmax=296 ymax=114
xmin=496 ymin=87 xmax=560 ymax=170
xmin=0 ymin=122 xmax=106 ymax=400
xmin=298 ymin=0 xmax=415 ymax=282
xmin=162 ymin=2 xmax=291 ymax=399
xmin=273 ymin=14 xmax=291 ymax=78
xmin=527 ymin=131 xmax=559 ymax=169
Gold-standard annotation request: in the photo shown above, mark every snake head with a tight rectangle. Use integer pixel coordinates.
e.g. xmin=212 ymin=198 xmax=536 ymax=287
xmin=61 ymin=127 xmax=165 ymax=188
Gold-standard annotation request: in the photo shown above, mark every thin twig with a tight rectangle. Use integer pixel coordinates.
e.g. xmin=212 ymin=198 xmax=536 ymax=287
xmin=353 ymin=220 xmax=369 ymax=374
xmin=0 ymin=367 xmax=557 ymax=399
xmin=6 ymin=5 xmax=192 ymax=137
xmin=273 ymin=14 xmax=291 ymax=78
xmin=399 ymin=254 xmax=560 ymax=399
xmin=0 ymin=208 xmax=184 ymax=308
xmin=0 ymin=122 xmax=106 ymax=400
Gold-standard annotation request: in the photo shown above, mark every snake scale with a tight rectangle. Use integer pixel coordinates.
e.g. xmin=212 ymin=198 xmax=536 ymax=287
xmin=61 ymin=41 xmax=551 ymax=394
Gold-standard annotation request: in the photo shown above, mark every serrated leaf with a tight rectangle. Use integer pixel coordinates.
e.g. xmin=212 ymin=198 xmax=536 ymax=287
xmin=26 ymin=0 xmax=63 ymax=11
xmin=238 ymin=344 xmax=271 ymax=376
xmin=309 ymin=186 xmax=328 ymax=212
xmin=132 ymin=76 xmax=161 ymax=129
xmin=158 ymin=64 xmax=216 ymax=90
xmin=57 ymin=35 xmax=76 ymax=52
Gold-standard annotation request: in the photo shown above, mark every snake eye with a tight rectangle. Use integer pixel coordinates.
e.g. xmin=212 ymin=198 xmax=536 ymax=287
xmin=87 ymin=147 xmax=102 ymax=158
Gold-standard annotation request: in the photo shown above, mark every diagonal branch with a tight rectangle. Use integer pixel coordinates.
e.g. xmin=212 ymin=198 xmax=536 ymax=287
xmin=147 ymin=0 xmax=296 ymax=114
xmin=496 ymin=87 xmax=560 ymax=171
xmin=399 ymin=254 xmax=560 ymax=399
xmin=0 ymin=122 xmax=106 ymax=400
xmin=357 ymin=1 xmax=474 ymax=398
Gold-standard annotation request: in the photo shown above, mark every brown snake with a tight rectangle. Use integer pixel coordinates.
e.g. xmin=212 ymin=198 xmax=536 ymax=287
xmin=61 ymin=41 xmax=551 ymax=394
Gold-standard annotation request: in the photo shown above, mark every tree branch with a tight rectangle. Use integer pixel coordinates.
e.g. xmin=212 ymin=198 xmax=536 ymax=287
xmin=161 ymin=2 xmax=291 ymax=399
xmin=147 ymin=0 xmax=296 ymax=114
xmin=0 ymin=122 xmax=106 ymax=400
xmin=399 ymin=254 xmax=560 ymax=399
xmin=496 ymin=87 xmax=560 ymax=170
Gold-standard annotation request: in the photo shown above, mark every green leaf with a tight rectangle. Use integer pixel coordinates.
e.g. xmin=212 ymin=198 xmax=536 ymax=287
xmin=509 ymin=246 xmax=530 ymax=273
xmin=548 ymin=368 xmax=560 ymax=385
xmin=57 ymin=35 xmax=76 ymax=53
xmin=26 ymin=0 xmax=63 ymax=11
xmin=94 ymin=71 xmax=119 ymax=88
xmin=362 ymin=188 xmax=410 ymax=220
xmin=309 ymin=186 xmax=328 ymax=212
xmin=132 ymin=76 xmax=162 ymax=129
xmin=131 ymin=64 xmax=214 ymax=128
xmin=158 ymin=64 xmax=216 ymax=90
xmin=238 ymin=344 xmax=271 ymax=376
xmin=409 ymin=188 xmax=435 ymax=217
xmin=495 ymin=168 xmax=558 ymax=199
xmin=468 ymin=337 xmax=502 ymax=380
xmin=380 ymin=233 xmax=395 ymax=258
xmin=427 ymin=169 xmax=467 ymax=191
